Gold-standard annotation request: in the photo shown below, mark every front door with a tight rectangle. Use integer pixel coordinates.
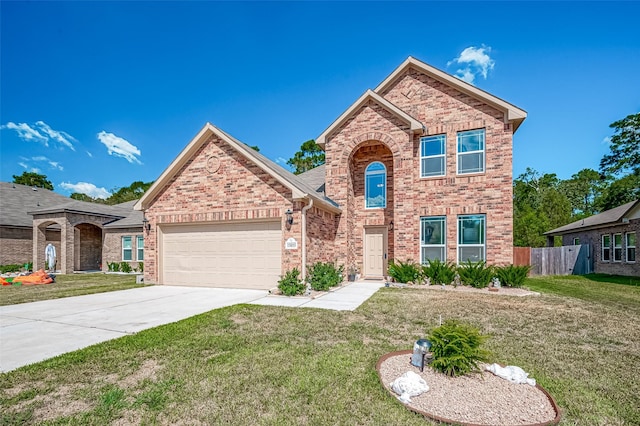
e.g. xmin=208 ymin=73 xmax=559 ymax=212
xmin=364 ymin=227 xmax=386 ymax=278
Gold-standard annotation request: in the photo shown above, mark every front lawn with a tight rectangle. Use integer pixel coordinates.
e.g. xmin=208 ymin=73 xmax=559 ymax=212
xmin=0 ymin=273 xmax=146 ymax=306
xmin=1 ymin=275 xmax=638 ymax=425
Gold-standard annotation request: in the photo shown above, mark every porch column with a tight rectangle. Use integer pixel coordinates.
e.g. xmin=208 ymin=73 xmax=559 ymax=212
xmin=61 ymin=219 xmax=74 ymax=274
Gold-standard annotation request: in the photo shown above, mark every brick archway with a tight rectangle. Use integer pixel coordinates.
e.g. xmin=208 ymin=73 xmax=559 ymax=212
xmin=338 ymin=131 xmax=403 ymax=168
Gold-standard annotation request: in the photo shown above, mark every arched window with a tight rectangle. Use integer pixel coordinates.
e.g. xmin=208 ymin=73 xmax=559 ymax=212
xmin=365 ymin=162 xmax=386 ymax=208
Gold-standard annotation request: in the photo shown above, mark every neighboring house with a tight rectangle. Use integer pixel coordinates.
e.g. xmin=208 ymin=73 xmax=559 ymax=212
xmin=0 ymin=182 xmax=144 ymax=273
xmin=135 ymin=56 xmax=527 ymax=289
xmin=544 ymin=200 xmax=639 ymax=277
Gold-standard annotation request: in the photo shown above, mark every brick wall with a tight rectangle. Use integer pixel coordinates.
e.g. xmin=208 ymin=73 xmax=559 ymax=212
xmin=103 ymin=229 xmax=144 ymax=272
xmin=0 ymin=227 xmax=60 ymax=266
xmin=324 ymin=66 xmax=514 ymax=271
xmin=561 ymin=219 xmax=639 ymax=277
xmin=143 ymin=133 xmax=299 ymax=284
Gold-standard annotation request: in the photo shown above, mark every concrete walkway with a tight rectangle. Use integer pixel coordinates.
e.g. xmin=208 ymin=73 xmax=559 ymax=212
xmin=0 ymin=281 xmax=384 ymax=372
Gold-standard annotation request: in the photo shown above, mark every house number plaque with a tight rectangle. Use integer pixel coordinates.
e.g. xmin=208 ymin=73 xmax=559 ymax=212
xmin=285 ymin=237 xmax=298 ymax=250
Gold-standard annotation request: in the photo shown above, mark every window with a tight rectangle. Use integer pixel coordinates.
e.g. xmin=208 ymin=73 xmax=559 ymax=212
xmin=457 ymin=129 xmax=485 ymax=174
xmin=614 ymin=233 xmax=622 ymax=262
xmin=122 ymin=236 xmax=132 ymax=261
xmin=602 ymin=235 xmax=611 ymax=262
xmin=626 ymin=232 xmax=636 ymax=262
xmin=458 ymin=214 xmax=485 ymax=262
xmin=573 ymin=238 xmax=580 ymax=245
xmin=137 ymin=235 xmax=144 ymax=261
xmin=420 ymin=135 xmax=446 ymax=177
xmin=421 ymin=216 xmax=446 ymax=263
xmin=365 ymin=162 xmax=386 ymax=208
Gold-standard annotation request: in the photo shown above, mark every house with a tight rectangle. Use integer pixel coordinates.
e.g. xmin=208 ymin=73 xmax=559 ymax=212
xmin=544 ymin=200 xmax=639 ymax=277
xmin=0 ymin=182 xmax=144 ymax=273
xmin=134 ymin=56 xmax=527 ymax=289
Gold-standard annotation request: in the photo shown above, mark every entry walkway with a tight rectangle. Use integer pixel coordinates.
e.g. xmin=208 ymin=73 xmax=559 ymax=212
xmin=0 ymin=281 xmax=384 ymax=372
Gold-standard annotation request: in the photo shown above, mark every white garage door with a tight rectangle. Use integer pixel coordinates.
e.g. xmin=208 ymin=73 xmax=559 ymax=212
xmin=160 ymin=221 xmax=282 ymax=289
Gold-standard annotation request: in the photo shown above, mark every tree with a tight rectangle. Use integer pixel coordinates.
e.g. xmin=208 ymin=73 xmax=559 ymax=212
xmin=12 ymin=171 xmax=54 ymax=190
xmin=600 ymin=113 xmax=640 ymax=177
xmin=559 ymin=168 xmax=604 ymax=218
xmin=107 ymin=181 xmax=153 ymax=205
xmin=596 ymin=173 xmax=640 ymax=211
xmin=247 ymin=144 xmax=260 ymax=152
xmin=70 ymin=193 xmax=105 ymax=203
xmin=287 ymin=139 xmax=325 ymax=175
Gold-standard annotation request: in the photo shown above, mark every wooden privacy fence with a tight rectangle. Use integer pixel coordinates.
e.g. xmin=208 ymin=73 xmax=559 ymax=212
xmin=513 ymin=245 xmax=592 ymax=276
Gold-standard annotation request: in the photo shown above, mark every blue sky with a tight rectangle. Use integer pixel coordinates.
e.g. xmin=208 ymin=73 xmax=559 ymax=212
xmin=1 ymin=1 xmax=638 ymax=199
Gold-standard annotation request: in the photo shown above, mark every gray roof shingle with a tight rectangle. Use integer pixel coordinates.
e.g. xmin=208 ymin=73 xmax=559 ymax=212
xmin=545 ymin=200 xmax=640 ymax=235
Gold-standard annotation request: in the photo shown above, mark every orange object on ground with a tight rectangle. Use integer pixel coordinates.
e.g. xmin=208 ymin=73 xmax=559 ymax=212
xmin=12 ymin=270 xmax=54 ymax=285
xmin=0 ymin=277 xmax=10 ymax=286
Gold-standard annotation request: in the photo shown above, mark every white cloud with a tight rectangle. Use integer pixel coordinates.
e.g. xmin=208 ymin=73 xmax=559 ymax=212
xmin=1 ymin=122 xmax=48 ymax=144
xmin=20 ymin=155 xmax=64 ymax=171
xmin=86 ymin=151 xmax=93 ymax=158
xmin=97 ymin=131 xmax=142 ymax=164
xmin=275 ymin=156 xmax=287 ymax=165
xmin=60 ymin=181 xmax=111 ymax=199
xmin=448 ymin=45 xmax=495 ymax=85
xmin=34 ymin=121 xmax=77 ymax=151
xmin=0 ymin=121 xmax=77 ymax=150
xmin=601 ymin=136 xmax=612 ymax=145
xmin=18 ymin=162 xmax=29 ymax=169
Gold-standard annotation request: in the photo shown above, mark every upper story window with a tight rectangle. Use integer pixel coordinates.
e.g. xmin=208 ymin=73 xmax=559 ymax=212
xmin=626 ymin=232 xmax=636 ymax=262
xmin=122 ymin=236 xmax=132 ymax=261
xmin=457 ymin=129 xmax=485 ymax=174
xmin=602 ymin=234 xmax=611 ymax=262
xmin=365 ymin=162 xmax=386 ymax=209
xmin=420 ymin=135 xmax=446 ymax=177
xmin=613 ymin=233 xmax=623 ymax=262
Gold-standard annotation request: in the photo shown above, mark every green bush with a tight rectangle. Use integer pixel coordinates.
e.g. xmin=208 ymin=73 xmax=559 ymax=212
xmin=387 ymin=259 xmax=421 ymax=284
xmin=495 ymin=264 xmax=531 ymax=287
xmin=457 ymin=260 xmax=494 ymax=288
xmin=0 ymin=264 xmax=22 ymax=274
xmin=108 ymin=262 xmax=121 ymax=272
xmin=307 ymin=261 xmax=344 ymax=291
xmin=278 ymin=268 xmax=306 ymax=296
xmin=428 ymin=319 xmax=490 ymax=377
xmin=422 ymin=259 xmax=456 ymax=285
xmin=138 ymin=262 xmax=144 ymax=273
xmin=120 ymin=262 xmax=132 ymax=273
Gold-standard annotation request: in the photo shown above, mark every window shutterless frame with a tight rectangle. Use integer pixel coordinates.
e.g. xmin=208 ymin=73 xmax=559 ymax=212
xmin=457 ymin=214 xmax=486 ymax=263
xmin=457 ymin=129 xmax=485 ymax=175
xmin=365 ymin=162 xmax=386 ymax=209
xmin=626 ymin=232 xmax=636 ymax=262
xmin=613 ymin=233 xmax=622 ymax=262
xmin=601 ymin=234 xmax=611 ymax=262
xmin=122 ymin=236 xmax=133 ymax=261
xmin=420 ymin=135 xmax=446 ymax=178
xmin=420 ymin=216 xmax=446 ymax=263
xmin=136 ymin=235 xmax=144 ymax=261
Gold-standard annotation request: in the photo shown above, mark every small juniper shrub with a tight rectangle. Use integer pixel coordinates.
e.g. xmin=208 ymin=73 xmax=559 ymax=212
xmin=120 ymin=262 xmax=132 ymax=273
xmin=278 ymin=268 xmax=306 ymax=296
xmin=457 ymin=260 xmax=494 ymax=288
xmin=495 ymin=265 xmax=531 ymax=288
xmin=0 ymin=264 xmax=22 ymax=274
xmin=428 ymin=319 xmax=491 ymax=377
xmin=387 ymin=259 xmax=422 ymax=284
xmin=422 ymin=259 xmax=457 ymax=285
xmin=307 ymin=261 xmax=344 ymax=291
xmin=108 ymin=262 xmax=120 ymax=272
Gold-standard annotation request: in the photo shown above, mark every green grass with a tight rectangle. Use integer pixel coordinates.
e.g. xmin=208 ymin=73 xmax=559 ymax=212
xmin=1 ymin=275 xmax=639 ymax=425
xmin=0 ymin=273 xmax=147 ymax=306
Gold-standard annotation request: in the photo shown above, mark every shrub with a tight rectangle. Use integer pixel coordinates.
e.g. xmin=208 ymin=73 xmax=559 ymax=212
xmin=387 ymin=259 xmax=421 ymax=284
xmin=120 ymin=262 xmax=132 ymax=273
xmin=0 ymin=264 xmax=22 ymax=274
xmin=108 ymin=262 xmax=120 ymax=272
xmin=428 ymin=319 xmax=490 ymax=377
xmin=457 ymin=260 xmax=494 ymax=288
xmin=422 ymin=259 xmax=457 ymax=285
xmin=138 ymin=262 xmax=144 ymax=273
xmin=278 ymin=268 xmax=306 ymax=296
xmin=495 ymin=264 xmax=531 ymax=287
xmin=307 ymin=261 xmax=344 ymax=291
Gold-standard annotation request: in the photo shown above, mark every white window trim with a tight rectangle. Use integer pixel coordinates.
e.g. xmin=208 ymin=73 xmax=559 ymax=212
xmin=613 ymin=233 xmax=622 ymax=262
xmin=122 ymin=236 xmax=133 ymax=261
xmin=420 ymin=135 xmax=446 ymax=178
xmin=626 ymin=232 xmax=636 ymax=263
xmin=457 ymin=214 xmax=486 ymax=264
xmin=601 ymin=234 xmax=611 ymax=262
xmin=456 ymin=129 xmax=486 ymax=175
xmin=420 ymin=216 xmax=446 ymax=264
xmin=136 ymin=235 xmax=144 ymax=262
xmin=365 ymin=161 xmax=387 ymax=209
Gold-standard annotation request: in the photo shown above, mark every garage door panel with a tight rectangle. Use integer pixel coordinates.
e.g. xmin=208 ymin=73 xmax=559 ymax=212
xmin=161 ymin=221 xmax=282 ymax=289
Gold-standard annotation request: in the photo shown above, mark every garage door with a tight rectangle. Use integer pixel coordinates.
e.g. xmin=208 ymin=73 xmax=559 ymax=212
xmin=160 ymin=221 xmax=282 ymax=289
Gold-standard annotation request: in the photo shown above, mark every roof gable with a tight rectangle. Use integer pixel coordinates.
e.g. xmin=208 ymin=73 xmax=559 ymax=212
xmin=135 ymin=123 xmax=340 ymax=213
xmin=375 ymin=56 xmax=527 ymax=132
xmin=316 ymin=89 xmax=423 ymax=148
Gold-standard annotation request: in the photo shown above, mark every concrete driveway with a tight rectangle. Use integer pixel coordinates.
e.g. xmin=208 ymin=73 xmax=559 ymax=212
xmin=1 ymin=281 xmax=383 ymax=372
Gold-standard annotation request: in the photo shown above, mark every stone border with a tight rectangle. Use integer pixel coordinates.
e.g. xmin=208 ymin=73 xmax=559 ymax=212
xmin=375 ymin=350 xmax=562 ymax=426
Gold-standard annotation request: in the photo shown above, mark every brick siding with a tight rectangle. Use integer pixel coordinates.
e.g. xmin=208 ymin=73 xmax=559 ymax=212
xmin=103 ymin=229 xmax=144 ymax=272
xmin=0 ymin=227 xmax=60 ymax=266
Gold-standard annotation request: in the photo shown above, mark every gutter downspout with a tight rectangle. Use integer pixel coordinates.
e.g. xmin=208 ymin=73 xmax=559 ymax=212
xmin=301 ymin=198 xmax=313 ymax=282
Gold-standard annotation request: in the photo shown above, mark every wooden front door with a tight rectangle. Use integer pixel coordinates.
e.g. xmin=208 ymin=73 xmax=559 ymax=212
xmin=364 ymin=227 xmax=386 ymax=278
